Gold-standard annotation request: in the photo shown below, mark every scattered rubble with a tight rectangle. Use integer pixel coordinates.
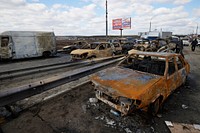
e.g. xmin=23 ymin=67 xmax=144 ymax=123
xmin=194 ymin=124 xmax=200 ymax=131
xmin=182 ymin=104 xmax=189 ymax=109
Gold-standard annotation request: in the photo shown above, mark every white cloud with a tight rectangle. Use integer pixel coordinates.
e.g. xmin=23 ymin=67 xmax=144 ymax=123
xmin=193 ymin=8 xmax=200 ymax=18
xmin=0 ymin=0 xmax=196 ymax=35
xmin=32 ymin=0 xmax=40 ymax=2
xmin=173 ymin=0 xmax=191 ymax=5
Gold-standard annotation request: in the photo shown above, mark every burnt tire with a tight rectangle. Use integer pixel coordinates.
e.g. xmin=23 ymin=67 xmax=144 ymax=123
xmin=43 ymin=51 xmax=51 ymax=58
xmin=87 ymin=56 xmax=96 ymax=59
xmin=149 ymin=98 xmax=160 ymax=116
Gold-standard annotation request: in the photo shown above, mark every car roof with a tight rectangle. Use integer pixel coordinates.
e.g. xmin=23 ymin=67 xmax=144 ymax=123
xmin=63 ymin=45 xmax=74 ymax=48
xmin=129 ymin=51 xmax=179 ymax=58
xmin=92 ymin=41 xmax=109 ymax=44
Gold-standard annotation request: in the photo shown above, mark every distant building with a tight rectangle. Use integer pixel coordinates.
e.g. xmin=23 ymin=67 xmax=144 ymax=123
xmin=139 ymin=31 xmax=172 ymax=40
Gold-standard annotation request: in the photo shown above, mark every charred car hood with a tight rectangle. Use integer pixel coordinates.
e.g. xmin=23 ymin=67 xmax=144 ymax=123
xmin=70 ymin=49 xmax=94 ymax=55
xmin=91 ymin=67 xmax=161 ymax=99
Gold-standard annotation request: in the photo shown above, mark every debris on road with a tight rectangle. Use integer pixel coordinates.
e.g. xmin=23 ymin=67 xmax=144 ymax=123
xmin=194 ymin=124 xmax=200 ymax=131
xmin=165 ymin=122 xmax=200 ymax=133
xmin=105 ymin=118 xmax=116 ymax=126
xmin=165 ymin=121 xmax=173 ymax=127
xmin=89 ymin=98 xmax=98 ymax=104
xmin=110 ymin=109 xmax=120 ymax=117
xmin=182 ymin=104 xmax=189 ymax=109
xmin=124 ymin=127 xmax=132 ymax=133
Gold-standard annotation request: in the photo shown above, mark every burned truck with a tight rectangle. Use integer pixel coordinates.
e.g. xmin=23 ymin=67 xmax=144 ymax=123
xmin=0 ymin=31 xmax=56 ymax=59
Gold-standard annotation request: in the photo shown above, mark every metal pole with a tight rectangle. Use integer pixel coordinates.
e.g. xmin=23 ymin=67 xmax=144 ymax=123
xmin=149 ymin=21 xmax=151 ymax=32
xmin=196 ymin=24 xmax=198 ymax=35
xmin=120 ymin=29 xmax=123 ymax=37
xmin=106 ymin=0 xmax=108 ymax=40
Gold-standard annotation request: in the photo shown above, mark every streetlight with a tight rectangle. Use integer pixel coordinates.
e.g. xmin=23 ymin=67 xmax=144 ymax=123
xmin=194 ymin=17 xmax=200 ymax=35
xmin=105 ymin=0 xmax=108 ymax=40
xmin=196 ymin=23 xmax=198 ymax=35
xmin=149 ymin=15 xmax=156 ymax=32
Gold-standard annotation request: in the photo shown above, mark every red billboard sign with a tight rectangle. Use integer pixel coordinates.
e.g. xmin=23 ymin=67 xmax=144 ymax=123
xmin=112 ymin=17 xmax=131 ymax=30
xmin=112 ymin=19 xmax=122 ymax=30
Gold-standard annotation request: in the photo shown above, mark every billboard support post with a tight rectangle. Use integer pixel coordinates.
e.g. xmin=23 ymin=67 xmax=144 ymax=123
xmin=120 ymin=29 xmax=123 ymax=37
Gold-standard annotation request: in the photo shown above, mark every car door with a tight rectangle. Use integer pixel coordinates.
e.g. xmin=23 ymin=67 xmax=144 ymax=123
xmin=175 ymin=55 xmax=187 ymax=87
xmin=97 ymin=43 xmax=112 ymax=57
xmin=165 ymin=57 xmax=179 ymax=95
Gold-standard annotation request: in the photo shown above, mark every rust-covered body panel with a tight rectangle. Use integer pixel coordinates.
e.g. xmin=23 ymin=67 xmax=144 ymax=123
xmin=90 ymin=52 xmax=190 ymax=115
xmin=92 ymin=67 xmax=161 ymax=98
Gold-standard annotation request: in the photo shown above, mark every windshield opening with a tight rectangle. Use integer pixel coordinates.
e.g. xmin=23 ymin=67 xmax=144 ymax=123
xmin=90 ymin=43 xmax=99 ymax=49
xmin=119 ymin=55 xmax=166 ymax=76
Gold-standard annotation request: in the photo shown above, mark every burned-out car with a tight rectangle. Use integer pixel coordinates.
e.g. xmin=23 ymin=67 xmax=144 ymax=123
xmin=60 ymin=45 xmax=78 ymax=54
xmin=70 ymin=42 xmax=114 ymax=60
xmin=133 ymin=39 xmax=150 ymax=51
xmin=90 ymin=52 xmax=190 ymax=115
xmin=112 ymin=43 xmax=122 ymax=55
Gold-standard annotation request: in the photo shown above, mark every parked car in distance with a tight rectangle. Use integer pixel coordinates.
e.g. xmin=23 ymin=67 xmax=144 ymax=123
xmin=197 ymin=39 xmax=200 ymax=47
xmin=182 ymin=39 xmax=190 ymax=46
xmin=90 ymin=51 xmax=190 ymax=116
xmin=70 ymin=42 xmax=114 ymax=60
xmin=61 ymin=45 xmax=78 ymax=54
xmin=112 ymin=42 xmax=122 ymax=55
xmin=133 ymin=39 xmax=150 ymax=51
xmin=121 ymin=42 xmax=135 ymax=54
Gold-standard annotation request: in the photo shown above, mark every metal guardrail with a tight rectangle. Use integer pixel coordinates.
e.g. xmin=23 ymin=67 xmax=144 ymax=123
xmin=0 ymin=57 xmax=124 ymax=106
xmin=0 ymin=55 xmax=122 ymax=80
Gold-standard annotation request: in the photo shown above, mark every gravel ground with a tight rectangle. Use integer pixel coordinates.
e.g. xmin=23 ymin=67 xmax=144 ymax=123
xmin=1 ymin=46 xmax=200 ymax=133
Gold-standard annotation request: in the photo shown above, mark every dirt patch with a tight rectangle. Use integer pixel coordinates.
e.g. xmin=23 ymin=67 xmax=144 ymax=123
xmin=1 ymin=83 xmax=155 ymax=133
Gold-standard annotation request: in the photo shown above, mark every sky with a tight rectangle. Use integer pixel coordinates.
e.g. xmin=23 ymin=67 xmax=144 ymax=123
xmin=0 ymin=0 xmax=200 ymax=36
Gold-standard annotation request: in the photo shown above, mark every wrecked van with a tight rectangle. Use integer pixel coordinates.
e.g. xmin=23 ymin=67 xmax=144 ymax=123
xmin=0 ymin=31 xmax=56 ymax=59
xmin=90 ymin=52 xmax=190 ymax=115
xmin=70 ymin=42 xmax=114 ymax=60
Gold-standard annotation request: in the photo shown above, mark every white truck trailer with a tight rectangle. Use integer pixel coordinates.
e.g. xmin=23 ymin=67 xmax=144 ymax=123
xmin=0 ymin=31 xmax=56 ymax=59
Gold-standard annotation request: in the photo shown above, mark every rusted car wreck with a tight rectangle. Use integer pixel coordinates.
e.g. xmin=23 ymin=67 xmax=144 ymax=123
xmin=90 ymin=52 xmax=190 ymax=115
xmin=70 ymin=42 xmax=114 ymax=60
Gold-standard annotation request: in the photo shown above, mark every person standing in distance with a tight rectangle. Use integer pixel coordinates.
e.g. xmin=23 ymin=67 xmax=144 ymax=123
xmin=191 ymin=38 xmax=198 ymax=52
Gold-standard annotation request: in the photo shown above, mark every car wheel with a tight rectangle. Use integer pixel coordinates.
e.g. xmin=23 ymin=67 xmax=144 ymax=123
xmin=149 ymin=98 xmax=160 ymax=116
xmin=88 ymin=56 xmax=96 ymax=59
xmin=42 ymin=51 xmax=51 ymax=58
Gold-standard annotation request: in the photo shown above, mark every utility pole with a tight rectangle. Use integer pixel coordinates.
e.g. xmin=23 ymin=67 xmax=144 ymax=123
xmin=149 ymin=15 xmax=156 ymax=32
xmin=196 ymin=24 xmax=198 ymax=35
xmin=106 ymin=0 xmax=108 ymax=40
xmin=149 ymin=21 xmax=151 ymax=32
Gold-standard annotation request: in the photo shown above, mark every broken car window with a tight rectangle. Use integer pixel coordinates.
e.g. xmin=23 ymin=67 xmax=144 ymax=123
xmin=176 ymin=56 xmax=184 ymax=70
xmin=168 ymin=57 xmax=176 ymax=75
xmin=90 ymin=43 xmax=98 ymax=49
xmin=119 ymin=55 xmax=166 ymax=76
xmin=1 ymin=37 xmax=9 ymax=47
